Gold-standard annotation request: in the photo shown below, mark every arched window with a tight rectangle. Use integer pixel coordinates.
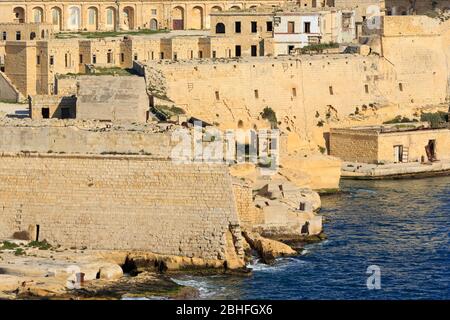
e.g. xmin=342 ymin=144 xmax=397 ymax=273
xmin=33 ymin=7 xmax=43 ymax=23
xmin=30 ymin=32 xmax=36 ymax=40
xmin=150 ymin=18 xmax=158 ymax=30
xmin=215 ymin=23 xmax=225 ymax=34
xmin=68 ymin=7 xmax=81 ymax=30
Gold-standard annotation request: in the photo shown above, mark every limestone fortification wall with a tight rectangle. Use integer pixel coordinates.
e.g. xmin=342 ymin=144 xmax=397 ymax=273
xmin=0 ymin=153 xmax=243 ymax=262
xmin=145 ymin=16 xmax=449 ymax=149
xmin=0 ymin=121 xmax=173 ymax=157
xmin=329 ymin=128 xmax=379 ymax=163
xmin=232 ymin=182 xmax=264 ymax=228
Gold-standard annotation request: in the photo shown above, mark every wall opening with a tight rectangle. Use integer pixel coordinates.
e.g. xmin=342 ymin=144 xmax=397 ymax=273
xmin=42 ymin=108 xmax=50 ymax=119
xmin=251 ymin=45 xmax=257 ymax=57
xmin=329 ymin=86 xmax=334 ymax=95
xmin=35 ymin=224 xmax=40 ymax=242
xmin=235 ymin=45 xmax=241 ymax=57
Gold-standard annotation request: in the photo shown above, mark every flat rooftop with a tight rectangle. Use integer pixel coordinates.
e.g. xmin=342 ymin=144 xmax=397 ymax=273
xmin=332 ymin=122 xmax=449 ymax=134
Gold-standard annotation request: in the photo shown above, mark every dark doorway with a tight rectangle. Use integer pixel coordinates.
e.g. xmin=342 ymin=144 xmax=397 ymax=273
xmin=41 ymin=108 xmax=50 ymax=119
xmin=235 ymin=45 xmax=241 ymax=57
xmin=173 ymin=19 xmax=183 ymax=30
xmin=251 ymin=45 xmax=257 ymax=57
xmin=35 ymin=225 xmax=40 ymax=242
xmin=426 ymin=140 xmax=437 ymax=161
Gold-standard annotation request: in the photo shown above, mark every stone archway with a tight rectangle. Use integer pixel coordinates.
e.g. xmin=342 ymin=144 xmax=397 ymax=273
xmin=150 ymin=18 xmax=158 ymax=30
xmin=32 ymin=7 xmax=44 ymax=23
xmin=172 ymin=6 xmax=184 ymax=30
xmin=211 ymin=6 xmax=223 ymax=12
xmin=87 ymin=7 xmax=99 ymax=31
xmin=13 ymin=7 xmax=25 ymax=23
xmin=51 ymin=7 xmax=62 ymax=31
xmin=105 ymin=7 xmax=117 ymax=30
xmin=191 ymin=6 xmax=204 ymax=29
xmin=68 ymin=6 xmax=81 ymax=30
xmin=123 ymin=6 xmax=135 ymax=30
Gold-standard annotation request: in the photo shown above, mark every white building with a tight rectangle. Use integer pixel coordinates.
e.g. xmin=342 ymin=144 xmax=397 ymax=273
xmin=273 ymin=8 xmax=356 ymax=55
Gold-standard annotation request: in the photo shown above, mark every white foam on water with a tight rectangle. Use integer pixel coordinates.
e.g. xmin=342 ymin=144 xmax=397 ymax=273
xmin=171 ymin=277 xmax=225 ymax=299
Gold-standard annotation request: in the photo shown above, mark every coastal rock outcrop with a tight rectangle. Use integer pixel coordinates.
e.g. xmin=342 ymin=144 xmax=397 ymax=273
xmin=242 ymin=231 xmax=297 ymax=265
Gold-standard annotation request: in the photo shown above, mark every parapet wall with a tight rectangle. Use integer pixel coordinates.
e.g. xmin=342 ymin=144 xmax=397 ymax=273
xmin=0 ymin=120 xmax=173 ymax=157
xmin=0 ymin=153 xmax=243 ymax=262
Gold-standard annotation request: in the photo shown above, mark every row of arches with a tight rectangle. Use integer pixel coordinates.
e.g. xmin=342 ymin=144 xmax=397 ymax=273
xmin=13 ymin=6 xmax=136 ymax=31
xmin=12 ymin=4 xmax=259 ymax=31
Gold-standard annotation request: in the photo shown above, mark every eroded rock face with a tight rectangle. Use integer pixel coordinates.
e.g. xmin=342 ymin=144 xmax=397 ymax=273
xmin=99 ymin=264 xmax=124 ymax=280
xmin=242 ymin=231 xmax=297 ymax=265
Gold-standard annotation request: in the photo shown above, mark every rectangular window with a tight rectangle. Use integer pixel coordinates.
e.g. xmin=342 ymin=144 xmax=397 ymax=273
xmin=215 ymin=91 xmax=220 ymax=100
xmin=160 ymin=52 xmax=164 ymax=59
xmin=266 ymin=21 xmax=273 ymax=32
xmin=134 ymin=54 xmax=138 ymax=60
xmin=292 ymin=87 xmax=297 ymax=97
xmin=212 ymin=51 xmax=216 ymax=58
xmin=36 ymin=55 xmax=40 ymax=65
xmin=399 ymin=83 xmax=403 ymax=91
xmin=235 ymin=45 xmax=241 ymax=57
xmin=198 ymin=51 xmax=203 ymax=58
xmin=254 ymin=89 xmax=259 ymax=99
xmin=2 ymin=32 xmax=6 ymax=41
xmin=107 ymin=52 xmax=112 ymax=63
xmin=251 ymin=45 xmax=257 ymax=57
xmin=235 ymin=21 xmax=241 ymax=33
xmin=92 ymin=54 xmax=96 ymax=64
xmin=50 ymin=55 xmax=54 ymax=65
xmin=251 ymin=21 xmax=257 ymax=33
xmin=64 ymin=54 xmax=68 ymax=68
xmin=120 ymin=53 xmax=124 ymax=62
xmin=79 ymin=54 xmax=83 ymax=64
xmin=173 ymin=52 xmax=177 ymax=60
xmin=288 ymin=21 xmax=295 ymax=34
xmin=190 ymin=50 xmax=193 ymax=59
xmin=151 ymin=9 xmax=157 ymax=15
xmin=304 ymin=22 xmax=311 ymax=33
xmin=365 ymin=84 xmax=369 ymax=94
xmin=16 ymin=31 xmax=21 ymax=40
xmin=329 ymin=86 xmax=334 ymax=95
xmin=41 ymin=108 xmax=50 ymax=119
xmin=151 ymin=51 xmax=154 ymax=60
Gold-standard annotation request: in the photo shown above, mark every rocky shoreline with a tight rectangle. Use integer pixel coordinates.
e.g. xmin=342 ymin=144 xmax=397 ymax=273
xmin=0 ymin=232 xmax=322 ymax=300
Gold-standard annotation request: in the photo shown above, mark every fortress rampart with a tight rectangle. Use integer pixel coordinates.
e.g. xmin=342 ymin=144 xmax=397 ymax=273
xmin=0 ymin=152 xmax=245 ymax=264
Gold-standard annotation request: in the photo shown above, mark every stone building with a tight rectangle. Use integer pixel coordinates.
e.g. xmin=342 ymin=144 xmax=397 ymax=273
xmin=272 ymin=7 xmax=356 ymax=55
xmin=0 ymin=22 xmax=53 ymax=41
xmin=0 ymin=0 xmax=284 ymax=32
xmin=210 ymin=5 xmax=357 ymax=57
xmin=330 ymin=124 xmax=450 ymax=164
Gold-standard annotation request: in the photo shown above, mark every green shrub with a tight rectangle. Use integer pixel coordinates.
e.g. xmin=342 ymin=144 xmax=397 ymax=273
xmin=27 ymin=240 xmax=52 ymax=250
xmin=0 ymin=241 xmax=19 ymax=250
xmin=14 ymin=248 xmax=25 ymax=256
xmin=420 ymin=112 xmax=448 ymax=128
xmin=261 ymin=107 xmax=278 ymax=128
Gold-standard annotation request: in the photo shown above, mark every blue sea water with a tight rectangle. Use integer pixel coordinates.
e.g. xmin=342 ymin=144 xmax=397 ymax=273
xmin=172 ymin=177 xmax=450 ymax=299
